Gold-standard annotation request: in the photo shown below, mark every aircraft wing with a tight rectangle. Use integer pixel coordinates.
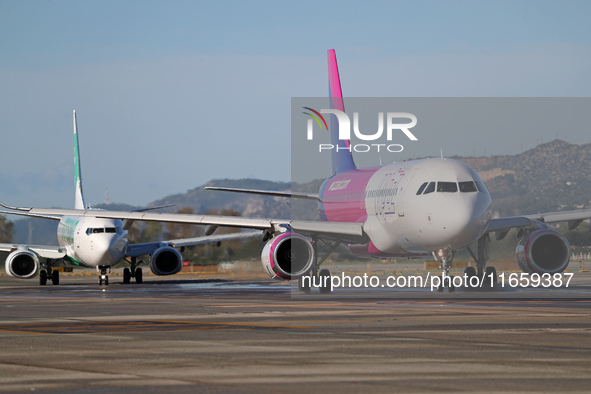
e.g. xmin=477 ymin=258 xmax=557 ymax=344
xmin=1 ymin=205 xmax=368 ymax=244
xmin=0 ymin=209 xmax=62 ymax=221
xmin=125 ymin=230 xmax=261 ymax=258
xmin=487 ymin=208 xmax=591 ymax=238
xmin=522 ymin=209 xmax=591 ymax=227
xmin=0 ymin=243 xmax=67 ymax=259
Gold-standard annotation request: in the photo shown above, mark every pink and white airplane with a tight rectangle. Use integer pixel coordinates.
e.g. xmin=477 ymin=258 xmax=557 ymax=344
xmin=2 ymin=50 xmax=590 ymax=291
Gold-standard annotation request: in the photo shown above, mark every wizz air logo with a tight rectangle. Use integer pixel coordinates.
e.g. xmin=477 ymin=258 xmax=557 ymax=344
xmin=302 ymin=107 xmax=418 ymax=153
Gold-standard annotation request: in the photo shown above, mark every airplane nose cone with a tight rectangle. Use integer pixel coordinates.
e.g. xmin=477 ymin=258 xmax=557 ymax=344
xmin=80 ymin=234 xmax=126 ymax=267
xmin=441 ymin=194 xmax=490 ymax=247
xmin=424 ymin=193 xmax=491 ymax=249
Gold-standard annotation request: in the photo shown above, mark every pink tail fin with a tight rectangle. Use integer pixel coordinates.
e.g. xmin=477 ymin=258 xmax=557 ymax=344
xmin=327 ymin=49 xmax=356 ymax=174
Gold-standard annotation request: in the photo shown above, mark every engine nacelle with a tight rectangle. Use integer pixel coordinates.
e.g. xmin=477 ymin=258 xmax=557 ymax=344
xmin=516 ymin=229 xmax=570 ymax=274
xmin=5 ymin=250 xmax=40 ymax=279
xmin=261 ymin=233 xmax=315 ymax=280
xmin=150 ymin=246 xmax=183 ymax=276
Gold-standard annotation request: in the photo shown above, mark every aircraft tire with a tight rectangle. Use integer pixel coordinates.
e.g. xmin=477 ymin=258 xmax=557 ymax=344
xmin=40 ymin=270 xmax=47 ymax=286
xmin=319 ymin=269 xmax=331 ymax=294
xmin=485 ymin=266 xmax=497 ymax=288
xmin=123 ymin=268 xmax=131 ymax=284
xmin=464 ymin=266 xmax=476 ymax=278
xmin=298 ymin=276 xmax=311 ymax=294
xmin=135 ymin=268 xmax=143 ymax=284
xmin=51 ymin=270 xmax=59 ymax=285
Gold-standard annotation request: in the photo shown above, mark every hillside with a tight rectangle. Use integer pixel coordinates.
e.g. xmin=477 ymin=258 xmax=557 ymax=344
xmin=456 ymin=140 xmax=591 ymax=216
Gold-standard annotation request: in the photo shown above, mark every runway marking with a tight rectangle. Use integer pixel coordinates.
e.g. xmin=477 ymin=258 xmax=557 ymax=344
xmin=0 ymin=320 xmax=311 ymax=335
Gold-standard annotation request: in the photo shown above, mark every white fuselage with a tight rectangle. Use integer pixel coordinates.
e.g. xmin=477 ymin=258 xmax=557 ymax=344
xmin=320 ymin=158 xmax=493 ymax=257
xmin=57 ymin=215 xmax=128 ymax=268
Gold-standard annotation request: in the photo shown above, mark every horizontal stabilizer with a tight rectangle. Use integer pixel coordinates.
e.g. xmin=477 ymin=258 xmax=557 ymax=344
xmin=205 ymin=187 xmax=319 ymax=201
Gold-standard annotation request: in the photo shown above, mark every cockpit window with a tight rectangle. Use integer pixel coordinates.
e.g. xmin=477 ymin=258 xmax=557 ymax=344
xmin=86 ymin=227 xmax=120 ymax=235
xmin=416 ymin=182 xmax=428 ymax=195
xmin=459 ymin=181 xmax=477 ymax=193
xmin=423 ymin=182 xmax=435 ymax=194
xmin=437 ymin=182 xmax=458 ymax=193
xmin=475 ymin=180 xmax=488 ymax=193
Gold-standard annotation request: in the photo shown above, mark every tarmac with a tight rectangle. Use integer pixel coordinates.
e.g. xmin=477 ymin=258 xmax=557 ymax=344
xmin=1 ymin=267 xmax=590 ymax=393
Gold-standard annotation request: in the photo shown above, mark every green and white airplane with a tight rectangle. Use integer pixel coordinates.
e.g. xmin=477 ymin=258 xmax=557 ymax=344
xmin=1 ymin=111 xmax=254 ymax=285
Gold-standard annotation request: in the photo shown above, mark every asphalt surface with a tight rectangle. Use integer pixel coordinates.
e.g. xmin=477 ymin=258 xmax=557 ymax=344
xmin=1 ymin=271 xmax=590 ymax=393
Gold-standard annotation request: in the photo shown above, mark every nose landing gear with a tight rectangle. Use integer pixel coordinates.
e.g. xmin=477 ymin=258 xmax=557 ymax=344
xmin=97 ymin=266 xmax=110 ymax=285
xmin=434 ymin=248 xmax=456 ymax=292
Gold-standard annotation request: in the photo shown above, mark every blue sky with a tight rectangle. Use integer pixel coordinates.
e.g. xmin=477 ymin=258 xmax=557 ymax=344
xmin=1 ymin=0 xmax=590 ymax=208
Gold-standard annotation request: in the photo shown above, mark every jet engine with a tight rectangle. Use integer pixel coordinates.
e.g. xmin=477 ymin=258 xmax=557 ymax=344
xmin=516 ymin=229 xmax=570 ymax=274
xmin=149 ymin=246 xmax=183 ymax=276
xmin=5 ymin=250 xmax=40 ymax=279
xmin=261 ymin=233 xmax=315 ymax=280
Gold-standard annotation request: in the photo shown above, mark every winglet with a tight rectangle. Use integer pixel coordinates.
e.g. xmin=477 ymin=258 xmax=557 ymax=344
xmin=327 ymin=49 xmax=356 ymax=174
xmin=0 ymin=200 xmax=31 ymax=212
xmin=73 ymin=110 xmax=87 ymax=210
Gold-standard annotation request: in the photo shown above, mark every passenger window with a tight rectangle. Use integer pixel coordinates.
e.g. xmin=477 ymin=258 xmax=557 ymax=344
xmin=416 ymin=182 xmax=428 ymax=195
xmin=423 ymin=182 xmax=435 ymax=194
xmin=459 ymin=181 xmax=477 ymax=192
xmin=437 ymin=182 xmax=458 ymax=192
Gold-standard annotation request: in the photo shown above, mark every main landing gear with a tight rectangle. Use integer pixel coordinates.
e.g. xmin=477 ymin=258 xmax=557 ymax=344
xmin=39 ymin=259 xmax=59 ymax=286
xmin=465 ymin=234 xmax=497 ymax=289
xmin=122 ymin=257 xmax=144 ymax=284
xmin=297 ymin=238 xmax=340 ymax=294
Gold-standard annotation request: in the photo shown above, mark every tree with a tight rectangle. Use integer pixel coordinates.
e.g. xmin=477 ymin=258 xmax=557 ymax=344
xmin=127 ymin=221 xmax=163 ymax=244
xmin=0 ymin=215 xmax=14 ymax=243
xmin=162 ymin=208 xmax=202 ymax=240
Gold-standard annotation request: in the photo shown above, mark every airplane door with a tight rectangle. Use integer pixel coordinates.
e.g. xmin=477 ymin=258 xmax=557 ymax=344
xmin=397 ymin=168 xmax=417 ymax=217
xmin=375 ymin=173 xmax=394 ymax=223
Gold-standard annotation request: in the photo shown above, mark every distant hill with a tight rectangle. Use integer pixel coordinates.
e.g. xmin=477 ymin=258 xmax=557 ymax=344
xmin=149 ymin=179 xmax=294 ymax=218
xmin=8 ymin=140 xmax=591 ymax=244
xmin=455 ymin=140 xmax=591 ymax=216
